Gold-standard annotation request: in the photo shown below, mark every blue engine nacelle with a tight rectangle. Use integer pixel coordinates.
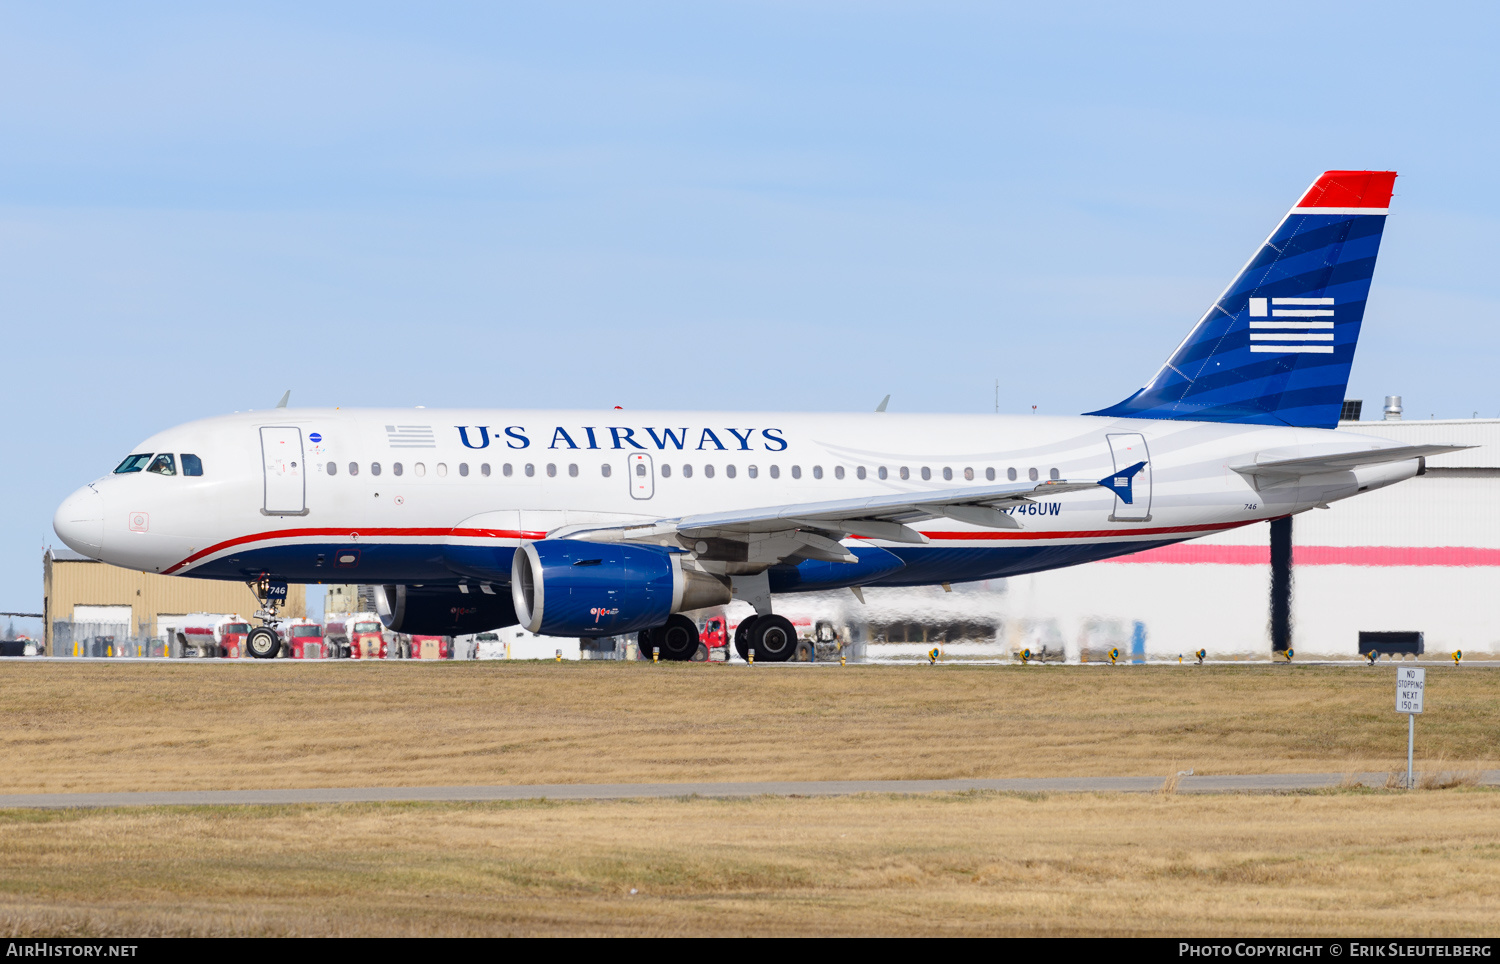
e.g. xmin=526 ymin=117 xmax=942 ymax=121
xmin=768 ymin=544 xmax=907 ymax=593
xmin=511 ymin=540 xmax=731 ymax=637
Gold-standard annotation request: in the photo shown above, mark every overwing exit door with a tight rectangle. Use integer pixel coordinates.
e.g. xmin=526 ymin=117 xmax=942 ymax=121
xmin=1106 ymin=433 xmax=1152 ymax=521
xmin=628 ymin=453 xmax=654 ymax=500
xmin=261 ymin=426 xmax=308 ymax=515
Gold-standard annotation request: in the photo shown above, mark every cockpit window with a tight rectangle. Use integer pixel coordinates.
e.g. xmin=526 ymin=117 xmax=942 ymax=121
xmin=114 ymin=454 xmax=153 ymax=474
xmin=182 ymin=454 xmax=203 ymax=477
xmin=146 ymin=454 xmax=177 ymax=476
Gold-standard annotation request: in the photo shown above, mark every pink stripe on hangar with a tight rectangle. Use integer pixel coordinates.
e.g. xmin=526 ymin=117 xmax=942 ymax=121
xmin=1099 ymin=544 xmax=1500 ymax=567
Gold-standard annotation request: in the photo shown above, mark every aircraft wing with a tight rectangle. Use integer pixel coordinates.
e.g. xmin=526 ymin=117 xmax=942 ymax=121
xmin=550 ymin=463 xmax=1145 ymax=567
xmin=1230 ymin=443 xmax=1471 ymax=480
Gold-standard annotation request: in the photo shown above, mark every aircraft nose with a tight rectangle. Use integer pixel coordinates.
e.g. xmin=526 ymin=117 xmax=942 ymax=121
xmin=54 ymin=485 xmax=105 ymax=557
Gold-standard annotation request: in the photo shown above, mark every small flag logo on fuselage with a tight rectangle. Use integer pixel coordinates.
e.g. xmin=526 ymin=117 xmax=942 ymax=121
xmin=385 ymin=425 xmax=437 ymax=448
xmin=1247 ymin=298 xmax=1334 ymax=354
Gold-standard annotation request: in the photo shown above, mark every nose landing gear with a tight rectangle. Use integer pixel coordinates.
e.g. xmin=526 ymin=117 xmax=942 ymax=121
xmin=245 ymin=573 xmax=288 ymax=659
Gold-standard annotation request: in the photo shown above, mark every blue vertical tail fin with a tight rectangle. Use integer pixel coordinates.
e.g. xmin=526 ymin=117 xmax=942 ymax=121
xmin=1087 ymin=170 xmax=1396 ymax=430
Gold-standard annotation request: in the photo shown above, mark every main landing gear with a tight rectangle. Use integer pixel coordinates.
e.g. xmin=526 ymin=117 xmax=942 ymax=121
xmin=638 ymin=613 xmax=702 ymax=662
xmin=732 ymin=614 xmax=797 ymax=663
xmin=245 ymin=573 xmax=286 ymax=660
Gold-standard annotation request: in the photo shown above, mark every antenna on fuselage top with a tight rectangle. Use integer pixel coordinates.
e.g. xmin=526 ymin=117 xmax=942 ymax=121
xmin=275 ymin=390 xmax=290 ymax=409
xmin=875 ymin=394 xmax=890 ymax=413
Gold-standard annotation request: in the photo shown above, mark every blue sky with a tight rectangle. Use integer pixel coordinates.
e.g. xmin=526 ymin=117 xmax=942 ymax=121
xmin=5 ymin=2 xmax=1499 ymax=623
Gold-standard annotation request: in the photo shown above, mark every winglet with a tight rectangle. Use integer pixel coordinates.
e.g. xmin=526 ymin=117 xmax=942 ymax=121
xmin=1097 ymin=461 xmax=1147 ymax=505
xmin=275 ymin=390 xmax=291 ymax=409
xmin=875 ymin=394 xmax=890 ymax=413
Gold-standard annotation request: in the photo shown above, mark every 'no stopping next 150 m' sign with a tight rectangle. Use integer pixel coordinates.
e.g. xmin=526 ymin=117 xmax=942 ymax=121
xmin=1396 ymin=667 xmax=1425 ymax=714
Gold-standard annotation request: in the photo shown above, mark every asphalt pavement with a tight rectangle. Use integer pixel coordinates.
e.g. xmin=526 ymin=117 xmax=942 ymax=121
xmin=2 ymin=771 xmax=1495 ymax=808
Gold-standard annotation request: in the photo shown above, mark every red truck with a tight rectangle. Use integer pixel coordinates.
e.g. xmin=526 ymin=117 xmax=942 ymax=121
xmin=283 ymin=619 xmax=328 ymax=659
xmin=697 ymin=616 xmax=730 ymax=662
xmin=337 ymin=614 xmax=387 ymax=659
xmin=408 ymin=635 xmax=450 ymax=659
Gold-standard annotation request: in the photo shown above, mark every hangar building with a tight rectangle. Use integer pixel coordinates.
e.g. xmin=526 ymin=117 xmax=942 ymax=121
xmin=43 ymin=549 xmax=307 ymax=655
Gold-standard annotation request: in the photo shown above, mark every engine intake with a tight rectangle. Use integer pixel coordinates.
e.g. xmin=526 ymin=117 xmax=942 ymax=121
xmin=511 ymin=540 xmax=730 ymax=636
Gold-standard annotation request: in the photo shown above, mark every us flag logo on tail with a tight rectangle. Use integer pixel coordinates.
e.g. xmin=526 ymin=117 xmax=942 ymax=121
xmin=1248 ymin=297 xmax=1334 ymax=354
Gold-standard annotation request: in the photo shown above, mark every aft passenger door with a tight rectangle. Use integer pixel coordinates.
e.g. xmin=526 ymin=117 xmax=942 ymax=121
xmin=261 ymin=426 xmax=308 ymax=515
xmin=628 ymin=453 xmax=654 ymax=500
xmin=1106 ymin=433 xmax=1151 ymax=521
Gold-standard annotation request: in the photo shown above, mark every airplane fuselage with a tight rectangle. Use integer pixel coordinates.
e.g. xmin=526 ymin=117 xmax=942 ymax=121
xmin=54 ymin=407 xmax=1419 ymax=590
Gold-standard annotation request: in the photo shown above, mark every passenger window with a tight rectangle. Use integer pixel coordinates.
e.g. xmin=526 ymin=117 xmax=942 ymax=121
xmin=748 ymin=465 xmax=759 ymax=479
xmin=146 ymin=454 xmax=176 ymax=476
xmin=661 ymin=464 xmax=672 ymax=478
xmin=371 ymin=462 xmax=382 ymax=476
xmin=878 ymin=467 xmax=888 ymax=480
xmin=857 ymin=466 xmax=866 ymax=480
xmin=683 ymin=464 xmax=693 ymax=478
xmin=726 ymin=465 xmax=736 ymax=479
xmin=482 ymin=463 xmax=492 ymax=477
xmin=349 ymin=462 xmax=360 ymax=476
xmin=525 ymin=464 xmax=535 ymax=477
xmin=1049 ymin=468 xmax=1060 ymax=480
xmin=459 ymin=463 xmax=469 ymax=477
xmin=963 ymin=467 xmax=973 ymax=481
xmin=704 ymin=465 xmax=715 ymax=478
xmin=1028 ymin=468 xmax=1039 ymax=481
xmin=113 ymin=453 xmax=153 ymax=474
xmin=546 ymin=463 xmax=557 ymax=478
xmin=834 ymin=466 xmax=844 ymax=480
xmin=502 ymin=464 xmax=512 ymax=477
xmin=327 ymin=461 xmax=337 ymax=476
xmin=790 ymin=466 xmax=801 ymax=479
xmin=900 ymin=467 xmax=910 ymax=480
xmin=769 ymin=465 xmax=780 ymax=479
xmin=1007 ymin=468 xmax=1017 ymax=481
xmin=635 ymin=463 xmax=646 ymax=477
xmin=812 ymin=466 xmax=823 ymax=479
xmin=602 ymin=463 xmax=612 ymax=478
xmin=943 ymin=467 xmax=953 ymax=481
xmin=986 ymin=467 xmax=996 ymax=481
xmin=413 ymin=463 xmax=425 ymax=477
xmin=920 ymin=467 xmax=931 ymax=481
xmin=437 ymin=463 xmax=447 ymax=477
xmin=182 ymin=454 xmax=204 ymax=477
xmin=568 ymin=464 xmax=578 ymax=477
xmin=393 ymin=463 xmax=404 ymax=477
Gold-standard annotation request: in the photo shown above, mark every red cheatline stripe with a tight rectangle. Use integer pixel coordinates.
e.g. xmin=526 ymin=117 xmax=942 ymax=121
xmin=165 ymin=519 xmax=1254 ymax=574
xmin=1098 ymin=544 xmax=1500 ymax=567
xmin=905 ymin=519 xmax=1255 ymax=542
xmin=165 ymin=526 xmax=547 ymax=574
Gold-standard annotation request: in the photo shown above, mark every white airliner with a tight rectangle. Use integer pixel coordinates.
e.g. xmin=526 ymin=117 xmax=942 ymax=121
xmin=53 ymin=171 xmax=1465 ymax=661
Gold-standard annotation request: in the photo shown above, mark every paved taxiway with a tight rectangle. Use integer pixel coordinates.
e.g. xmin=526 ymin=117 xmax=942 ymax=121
xmin=3 ymin=771 xmax=1496 ymax=808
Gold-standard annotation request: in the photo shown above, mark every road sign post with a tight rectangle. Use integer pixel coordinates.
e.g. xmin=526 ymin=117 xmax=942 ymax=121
xmin=1395 ymin=667 xmax=1425 ymax=790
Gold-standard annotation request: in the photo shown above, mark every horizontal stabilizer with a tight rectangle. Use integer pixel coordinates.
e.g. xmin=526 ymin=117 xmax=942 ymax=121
xmin=1097 ymin=460 xmax=1148 ymax=505
xmin=1230 ymin=443 xmax=1471 ymax=479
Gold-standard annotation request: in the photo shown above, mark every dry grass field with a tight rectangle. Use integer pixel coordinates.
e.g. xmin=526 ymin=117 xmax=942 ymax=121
xmin=3 ymin=662 xmax=1497 ymax=937
xmin=1 ymin=790 xmax=1497 ymax=937
xmin=0 ymin=662 xmax=1495 ymax=793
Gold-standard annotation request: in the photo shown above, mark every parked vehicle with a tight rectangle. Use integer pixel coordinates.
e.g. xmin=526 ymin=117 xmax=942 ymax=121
xmin=472 ymin=632 xmax=505 ymax=659
xmin=698 ymin=616 xmax=730 ymax=661
xmin=344 ymin=614 xmax=387 ymax=659
xmin=408 ymin=635 xmax=450 ymax=659
xmin=164 ymin=613 xmax=250 ymax=658
xmin=283 ymin=619 xmax=327 ymax=659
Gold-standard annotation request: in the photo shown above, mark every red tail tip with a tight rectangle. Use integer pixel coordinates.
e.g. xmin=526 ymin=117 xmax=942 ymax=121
xmin=1297 ymin=170 xmax=1397 ymax=209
